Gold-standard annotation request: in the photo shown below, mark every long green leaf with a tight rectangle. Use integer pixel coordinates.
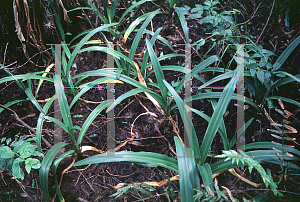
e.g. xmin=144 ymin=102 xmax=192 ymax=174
xmin=229 ymin=117 xmax=254 ymax=149
xmin=187 ymin=106 xmax=229 ymax=150
xmin=197 ymin=163 xmax=214 ymax=193
xmin=141 ymin=27 xmax=163 ymax=77
xmin=163 ymin=80 xmax=200 ymax=159
xmin=54 ymin=71 xmax=75 ymax=144
xmin=176 ymin=12 xmax=189 ymax=44
xmin=39 ymin=143 xmax=73 ymax=202
xmin=146 ymin=39 xmax=167 ymax=101
xmin=274 ymin=71 xmax=300 ymax=83
xmin=73 ymin=151 xmax=179 ymax=172
xmin=192 ymin=92 xmax=261 ymax=112
xmin=271 ymin=74 xmax=300 ymax=89
xmin=52 ymin=150 xmax=75 ymax=202
xmin=106 ymin=88 xmax=165 ymax=113
xmin=123 ymin=10 xmax=163 ymax=46
xmin=0 ymin=99 xmax=27 ymax=114
xmin=25 ymin=88 xmax=44 ymax=114
xmin=36 ymin=96 xmax=55 ymax=152
xmin=1 ymin=66 xmax=25 ymax=89
xmin=44 ymin=116 xmax=69 ymax=134
xmin=273 ymin=35 xmax=300 ymax=71
xmin=49 ymin=0 xmax=65 ymax=41
xmin=140 ymin=29 xmax=175 ymax=52
xmin=69 ymin=77 xmax=108 ymax=109
xmin=268 ymin=96 xmax=300 ymax=108
xmin=0 ymin=74 xmax=53 ymax=84
xmin=87 ymin=0 xmax=108 ymax=24
xmin=174 ymin=56 xmax=220 ymax=93
xmin=115 ymin=0 xmax=152 ymax=31
xmin=129 ymin=9 xmax=160 ymax=60
xmin=199 ymin=70 xmax=237 ymax=164
xmin=77 ymin=100 xmax=109 ymax=145
xmin=67 ymin=23 xmax=117 ymax=75
xmin=175 ymin=137 xmax=200 ymax=202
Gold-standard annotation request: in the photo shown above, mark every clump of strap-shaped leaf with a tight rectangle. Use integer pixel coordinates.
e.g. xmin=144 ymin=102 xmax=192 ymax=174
xmin=71 ymin=38 xmax=300 ymax=201
xmin=72 ymin=66 xmax=240 ymax=202
xmin=1 ymin=41 xmax=300 ymax=202
xmin=35 ymin=15 xmax=190 ymax=201
xmin=1 ymin=36 xmax=299 ymax=202
xmin=1 ymin=10 xmax=300 ymax=202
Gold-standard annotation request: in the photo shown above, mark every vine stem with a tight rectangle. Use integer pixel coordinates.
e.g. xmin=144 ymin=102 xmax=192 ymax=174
xmin=256 ymin=0 xmax=275 ymax=44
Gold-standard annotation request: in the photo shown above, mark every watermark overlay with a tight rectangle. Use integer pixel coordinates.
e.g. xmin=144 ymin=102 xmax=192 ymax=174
xmin=236 ymin=44 xmax=245 ymax=151
xmin=50 ymin=44 xmax=63 ymax=145
xmin=106 ymin=43 xmax=115 ymax=155
xmin=184 ymin=44 xmax=192 ymax=148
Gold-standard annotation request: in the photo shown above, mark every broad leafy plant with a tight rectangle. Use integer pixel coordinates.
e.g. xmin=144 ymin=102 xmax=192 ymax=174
xmin=0 ymin=135 xmax=42 ymax=180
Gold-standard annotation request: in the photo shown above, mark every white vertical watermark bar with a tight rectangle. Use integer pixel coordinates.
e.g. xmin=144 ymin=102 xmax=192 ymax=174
xmin=53 ymin=44 xmax=62 ymax=145
xmin=184 ymin=44 xmax=192 ymax=148
xmin=236 ymin=44 xmax=245 ymax=151
xmin=106 ymin=43 xmax=115 ymax=155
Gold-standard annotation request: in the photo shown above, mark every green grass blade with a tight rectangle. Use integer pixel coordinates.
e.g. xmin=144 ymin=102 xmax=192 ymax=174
xmin=104 ymin=0 xmax=117 ymax=24
xmin=145 ymin=53 xmax=185 ymax=73
xmin=69 ymin=77 xmax=108 ymax=109
xmin=274 ymin=71 xmax=300 ymax=83
xmin=141 ymin=27 xmax=163 ymax=77
xmin=268 ymin=96 xmax=300 ymax=108
xmin=73 ymin=151 xmax=179 ymax=173
xmin=54 ymin=71 xmax=75 ymax=144
xmin=36 ymin=96 xmax=55 ymax=152
xmin=72 ymin=69 xmax=166 ymax=109
xmin=1 ymin=66 xmax=26 ymax=90
xmin=39 ymin=143 xmax=72 ymax=202
xmin=129 ymin=9 xmax=160 ymax=60
xmin=106 ymin=88 xmax=165 ymax=113
xmin=0 ymin=99 xmax=27 ymax=114
xmin=87 ymin=0 xmax=108 ymax=24
xmin=140 ymin=29 xmax=175 ymax=52
xmin=52 ymin=150 xmax=75 ymax=202
xmin=24 ymin=88 xmax=44 ymax=114
xmin=67 ymin=7 xmax=93 ymax=13
xmin=273 ymin=35 xmax=300 ymax=71
xmin=163 ymin=80 xmax=200 ymax=158
xmin=146 ymin=39 xmax=167 ymax=100
xmin=79 ymin=46 xmax=139 ymax=67
xmin=192 ymin=92 xmax=261 ymax=112
xmin=199 ymin=70 xmax=237 ymax=164
xmin=197 ymin=163 xmax=215 ymax=193
xmin=123 ymin=10 xmax=163 ymax=46
xmin=49 ymin=0 xmax=65 ymax=41
xmin=77 ymin=100 xmax=110 ymax=145
xmin=271 ymin=74 xmax=300 ymax=89
xmin=242 ymin=142 xmax=300 ymax=157
xmin=174 ymin=137 xmax=200 ymax=202
xmin=44 ymin=116 xmax=69 ymax=134
xmin=115 ymin=0 xmax=152 ymax=31
xmin=187 ymin=107 xmax=229 ymax=150
xmin=229 ymin=117 xmax=254 ymax=149
xmin=67 ymin=23 xmax=117 ymax=75
xmin=174 ymin=56 xmax=220 ymax=93
xmin=69 ymin=29 xmax=92 ymax=45
xmin=0 ymin=74 xmax=53 ymax=84
xmin=197 ymin=71 xmax=234 ymax=90
xmin=175 ymin=12 xmax=189 ymax=44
